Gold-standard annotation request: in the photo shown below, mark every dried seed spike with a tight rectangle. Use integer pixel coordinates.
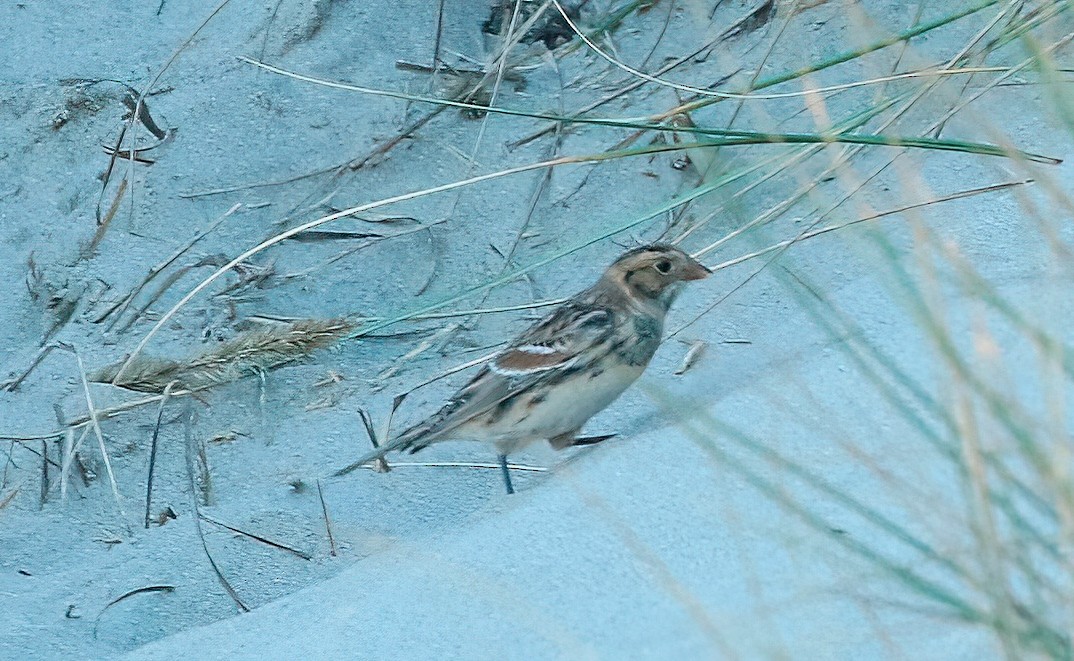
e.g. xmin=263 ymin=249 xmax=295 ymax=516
xmin=93 ymin=318 xmax=355 ymax=394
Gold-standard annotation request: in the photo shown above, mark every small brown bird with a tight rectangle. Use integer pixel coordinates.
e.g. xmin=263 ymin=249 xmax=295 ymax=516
xmin=335 ymin=244 xmax=710 ymax=493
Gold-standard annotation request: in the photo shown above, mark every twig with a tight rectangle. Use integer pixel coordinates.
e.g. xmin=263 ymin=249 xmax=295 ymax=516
xmin=88 ymin=177 xmax=127 ymax=255
xmin=144 ymin=382 xmax=176 ymax=528
xmin=15 ymin=443 xmax=62 ymax=470
xmin=0 ymin=488 xmax=18 ymax=510
xmin=357 ymin=407 xmax=390 ymax=473
xmin=2 ymin=343 xmax=60 ymax=392
xmin=178 ymin=164 xmax=343 ymax=198
xmin=39 ymin=439 xmax=48 ymax=509
xmin=183 ymin=405 xmax=249 ymax=612
xmin=0 ymin=441 xmax=13 ymax=489
xmin=316 ymin=480 xmax=336 ymax=557
xmin=93 ymin=585 xmax=175 ymax=637
xmin=200 ymin=513 xmax=312 ymax=561
xmin=348 ymin=461 xmax=547 ymax=472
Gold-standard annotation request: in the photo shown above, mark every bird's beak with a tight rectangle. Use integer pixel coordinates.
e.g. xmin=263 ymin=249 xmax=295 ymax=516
xmin=681 ymin=259 xmax=711 ymax=281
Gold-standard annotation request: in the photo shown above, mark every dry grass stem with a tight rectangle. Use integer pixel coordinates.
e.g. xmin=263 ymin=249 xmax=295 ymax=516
xmin=69 ymin=346 xmax=125 ymax=516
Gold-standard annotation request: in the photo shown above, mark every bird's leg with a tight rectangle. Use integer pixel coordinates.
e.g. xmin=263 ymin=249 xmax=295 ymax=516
xmin=498 ymin=454 xmax=515 ymax=495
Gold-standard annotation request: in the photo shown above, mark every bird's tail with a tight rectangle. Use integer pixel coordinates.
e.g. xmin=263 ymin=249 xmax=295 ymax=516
xmin=331 ymin=422 xmax=433 ymax=477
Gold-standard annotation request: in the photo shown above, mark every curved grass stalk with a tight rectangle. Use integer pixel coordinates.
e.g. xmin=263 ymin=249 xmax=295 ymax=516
xmin=241 ymin=57 xmax=1058 ymax=163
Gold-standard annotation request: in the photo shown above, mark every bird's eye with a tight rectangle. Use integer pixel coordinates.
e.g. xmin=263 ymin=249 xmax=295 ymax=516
xmin=654 ymin=259 xmax=672 ymax=274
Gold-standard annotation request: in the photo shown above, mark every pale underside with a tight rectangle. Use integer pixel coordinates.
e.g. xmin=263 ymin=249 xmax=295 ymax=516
xmin=435 ymin=361 xmax=647 ymax=455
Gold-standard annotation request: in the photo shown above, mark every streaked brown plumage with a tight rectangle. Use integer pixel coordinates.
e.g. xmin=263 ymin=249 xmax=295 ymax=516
xmin=335 ymin=244 xmax=710 ymax=492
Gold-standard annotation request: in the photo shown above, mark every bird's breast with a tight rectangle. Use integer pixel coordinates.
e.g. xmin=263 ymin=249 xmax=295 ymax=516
xmin=510 ymin=360 xmax=646 ymax=440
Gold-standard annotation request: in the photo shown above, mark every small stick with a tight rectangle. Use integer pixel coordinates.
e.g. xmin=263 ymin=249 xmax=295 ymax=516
xmin=194 ymin=433 xmax=212 ymax=507
xmin=183 ymin=405 xmax=249 ymax=612
xmin=100 ymin=146 xmax=156 ymax=165
xmin=87 ymin=177 xmax=128 ymax=256
xmin=93 ymin=585 xmax=175 ymax=637
xmin=0 ymin=488 xmax=18 ymax=510
xmin=430 ymin=0 xmax=446 ymax=72
xmin=0 ymin=440 xmax=13 ymax=489
xmin=357 ymin=407 xmax=389 ymax=473
xmin=316 ymin=480 xmax=337 ymax=557
xmin=355 ymin=460 xmax=546 ymax=472
xmin=200 ymin=513 xmax=312 ymax=561
xmin=39 ymin=439 xmax=48 ymax=509
xmin=38 ymin=405 xmax=62 ymax=507
xmin=2 ymin=343 xmax=57 ymax=392
xmin=14 ymin=443 xmax=61 ymax=470
xmin=144 ymin=382 xmax=176 ymax=528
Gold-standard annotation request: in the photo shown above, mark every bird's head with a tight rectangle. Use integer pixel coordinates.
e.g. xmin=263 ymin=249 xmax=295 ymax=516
xmin=601 ymin=244 xmax=710 ymax=309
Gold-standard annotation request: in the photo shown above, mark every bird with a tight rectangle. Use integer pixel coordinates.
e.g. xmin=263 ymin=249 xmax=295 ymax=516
xmin=334 ymin=244 xmax=710 ymax=493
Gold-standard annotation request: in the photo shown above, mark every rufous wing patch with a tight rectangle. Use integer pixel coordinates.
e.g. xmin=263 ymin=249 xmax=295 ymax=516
xmin=491 ymin=344 xmax=573 ymax=375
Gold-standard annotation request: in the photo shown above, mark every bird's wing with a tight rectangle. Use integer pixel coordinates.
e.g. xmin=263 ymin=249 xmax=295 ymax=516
xmin=492 ymin=307 xmax=612 ymax=375
xmin=397 ymin=302 xmax=616 ymax=448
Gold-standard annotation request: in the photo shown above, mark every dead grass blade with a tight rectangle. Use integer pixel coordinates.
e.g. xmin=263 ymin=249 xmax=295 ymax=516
xmin=240 ymin=57 xmax=1058 ymax=163
xmin=60 ymin=426 xmax=89 ymax=501
xmin=674 ymin=340 xmax=707 ymax=376
xmin=363 ymin=460 xmax=546 ymax=472
xmin=2 ymin=343 xmax=60 ymax=392
xmin=38 ymin=439 xmax=49 ymax=508
xmin=95 ymin=203 xmax=240 ymax=330
xmin=183 ymin=405 xmax=249 ymax=613
xmin=86 ymin=177 xmax=127 ymax=257
xmin=144 ymin=382 xmax=176 ymax=528
xmin=200 ymin=513 xmax=312 ymax=561
xmin=64 ymin=345 xmax=125 ymax=517
xmin=93 ymin=585 xmax=175 ymax=637
xmin=0 ymin=488 xmax=18 ymax=511
xmin=316 ymin=479 xmax=337 ymax=557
